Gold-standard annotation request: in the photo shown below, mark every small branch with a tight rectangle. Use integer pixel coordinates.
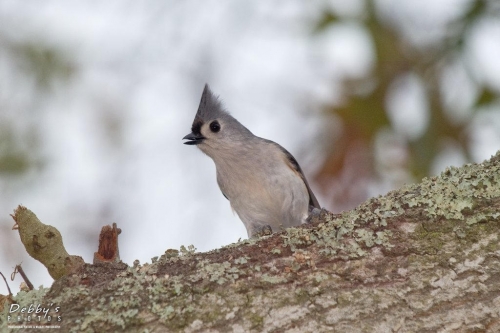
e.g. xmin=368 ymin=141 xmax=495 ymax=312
xmin=12 ymin=264 xmax=34 ymax=291
xmin=1 ymin=271 xmax=12 ymax=296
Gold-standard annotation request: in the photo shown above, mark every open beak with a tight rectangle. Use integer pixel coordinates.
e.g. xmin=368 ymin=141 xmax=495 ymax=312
xmin=182 ymin=132 xmax=205 ymax=145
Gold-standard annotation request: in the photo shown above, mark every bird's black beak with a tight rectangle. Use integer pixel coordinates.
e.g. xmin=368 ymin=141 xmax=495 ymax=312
xmin=182 ymin=132 xmax=205 ymax=145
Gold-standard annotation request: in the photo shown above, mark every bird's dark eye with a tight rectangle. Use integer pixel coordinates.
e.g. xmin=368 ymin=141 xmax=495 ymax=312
xmin=210 ymin=120 xmax=221 ymax=133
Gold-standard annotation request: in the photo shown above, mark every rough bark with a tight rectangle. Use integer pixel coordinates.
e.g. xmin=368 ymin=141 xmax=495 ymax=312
xmin=1 ymin=152 xmax=500 ymax=333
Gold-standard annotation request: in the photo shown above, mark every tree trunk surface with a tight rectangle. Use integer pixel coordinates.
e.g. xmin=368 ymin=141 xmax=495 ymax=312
xmin=1 ymin=152 xmax=500 ymax=333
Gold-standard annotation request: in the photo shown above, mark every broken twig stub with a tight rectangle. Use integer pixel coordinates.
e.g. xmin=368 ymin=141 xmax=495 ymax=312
xmin=93 ymin=223 xmax=121 ymax=264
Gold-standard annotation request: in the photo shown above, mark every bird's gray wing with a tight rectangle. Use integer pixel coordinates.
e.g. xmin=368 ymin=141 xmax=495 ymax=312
xmin=264 ymin=140 xmax=321 ymax=210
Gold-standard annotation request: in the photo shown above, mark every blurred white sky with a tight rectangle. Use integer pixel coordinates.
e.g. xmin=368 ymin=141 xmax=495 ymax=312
xmin=1 ymin=0 xmax=499 ymax=293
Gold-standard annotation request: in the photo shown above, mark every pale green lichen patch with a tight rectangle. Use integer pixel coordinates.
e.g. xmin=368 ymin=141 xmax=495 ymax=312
xmin=270 ymin=248 xmax=281 ymax=255
xmin=280 ymin=208 xmax=394 ymax=259
xmin=233 ymin=256 xmax=249 ymax=265
xmin=308 ymin=271 xmax=330 ymax=284
xmin=402 ymin=155 xmax=500 ymax=222
xmin=190 ymin=260 xmax=244 ymax=285
xmin=0 ymin=286 xmax=50 ymax=326
xmin=260 ymin=273 xmax=287 ymax=284
xmin=221 ymin=236 xmax=261 ymax=249
xmin=9 ymin=286 xmax=48 ymax=307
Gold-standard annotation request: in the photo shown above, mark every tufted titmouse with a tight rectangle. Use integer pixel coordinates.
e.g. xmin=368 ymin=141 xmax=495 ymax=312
xmin=183 ymin=84 xmax=320 ymax=237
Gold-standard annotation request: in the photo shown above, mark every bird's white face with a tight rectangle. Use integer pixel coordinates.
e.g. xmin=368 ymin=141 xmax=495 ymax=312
xmin=183 ymin=84 xmax=255 ymax=158
xmin=184 ymin=117 xmax=224 ymax=148
xmin=183 ymin=114 xmax=253 ymax=159
xmin=184 ymin=118 xmax=234 ymax=158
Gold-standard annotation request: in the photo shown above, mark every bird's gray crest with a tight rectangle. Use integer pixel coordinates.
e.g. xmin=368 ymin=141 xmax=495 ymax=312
xmin=195 ymin=84 xmax=228 ymax=121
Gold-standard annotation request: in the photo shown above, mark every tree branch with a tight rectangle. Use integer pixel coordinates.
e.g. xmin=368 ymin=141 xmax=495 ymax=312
xmin=1 ymin=152 xmax=500 ymax=332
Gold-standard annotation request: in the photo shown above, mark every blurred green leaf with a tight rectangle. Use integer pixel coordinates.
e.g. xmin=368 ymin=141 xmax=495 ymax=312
xmin=0 ymin=128 xmax=32 ymax=175
xmin=314 ymin=12 xmax=340 ymax=32
xmin=475 ymin=88 xmax=498 ymax=107
xmin=0 ymin=35 xmax=75 ymax=178
xmin=14 ymin=43 xmax=75 ymax=90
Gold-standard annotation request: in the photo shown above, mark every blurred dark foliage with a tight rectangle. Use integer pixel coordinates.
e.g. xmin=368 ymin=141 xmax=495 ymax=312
xmin=0 ymin=34 xmax=75 ymax=176
xmin=314 ymin=0 xmax=500 ymax=211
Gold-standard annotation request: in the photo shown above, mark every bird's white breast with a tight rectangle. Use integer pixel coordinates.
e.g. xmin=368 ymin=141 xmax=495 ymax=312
xmin=213 ymin=140 xmax=309 ymax=236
